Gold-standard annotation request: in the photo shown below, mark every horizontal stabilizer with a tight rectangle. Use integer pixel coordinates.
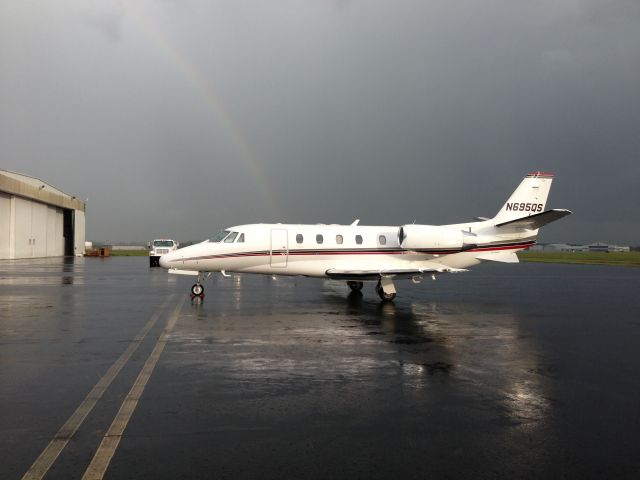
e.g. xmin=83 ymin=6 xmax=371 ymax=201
xmin=168 ymin=268 xmax=199 ymax=276
xmin=495 ymin=209 xmax=572 ymax=230
xmin=475 ymin=251 xmax=519 ymax=263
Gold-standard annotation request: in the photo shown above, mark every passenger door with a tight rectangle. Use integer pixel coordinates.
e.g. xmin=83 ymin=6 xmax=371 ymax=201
xmin=270 ymin=229 xmax=288 ymax=268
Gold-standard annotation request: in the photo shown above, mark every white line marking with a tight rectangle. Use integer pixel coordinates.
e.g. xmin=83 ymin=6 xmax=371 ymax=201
xmin=21 ymin=295 xmax=175 ymax=480
xmin=81 ymin=296 xmax=186 ymax=480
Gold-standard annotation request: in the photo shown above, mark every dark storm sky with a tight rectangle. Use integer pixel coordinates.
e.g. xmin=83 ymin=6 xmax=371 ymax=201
xmin=1 ymin=0 xmax=639 ymax=244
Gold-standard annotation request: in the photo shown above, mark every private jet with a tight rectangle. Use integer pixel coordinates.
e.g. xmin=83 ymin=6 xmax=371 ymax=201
xmin=159 ymin=172 xmax=571 ymax=301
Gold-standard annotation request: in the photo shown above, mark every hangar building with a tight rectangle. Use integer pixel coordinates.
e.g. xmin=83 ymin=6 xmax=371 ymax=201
xmin=0 ymin=170 xmax=85 ymax=259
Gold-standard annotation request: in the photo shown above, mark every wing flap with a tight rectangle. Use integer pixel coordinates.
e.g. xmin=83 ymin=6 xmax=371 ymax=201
xmin=326 ymin=266 xmax=467 ymax=280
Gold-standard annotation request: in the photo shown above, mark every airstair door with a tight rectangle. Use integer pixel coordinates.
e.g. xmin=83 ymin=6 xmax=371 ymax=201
xmin=270 ymin=229 xmax=288 ymax=268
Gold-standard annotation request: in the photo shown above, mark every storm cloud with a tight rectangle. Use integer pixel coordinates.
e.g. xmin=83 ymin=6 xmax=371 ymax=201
xmin=1 ymin=0 xmax=638 ymax=244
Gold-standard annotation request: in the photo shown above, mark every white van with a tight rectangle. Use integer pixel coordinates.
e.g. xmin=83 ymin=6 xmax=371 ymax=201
xmin=149 ymin=239 xmax=179 ymax=267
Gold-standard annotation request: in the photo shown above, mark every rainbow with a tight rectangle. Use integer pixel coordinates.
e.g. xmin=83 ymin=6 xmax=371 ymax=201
xmin=122 ymin=2 xmax=281 ymax=218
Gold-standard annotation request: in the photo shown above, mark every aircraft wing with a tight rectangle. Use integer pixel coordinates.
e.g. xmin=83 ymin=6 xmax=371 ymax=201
xmin=495 ymin=209 xmax=572 ymax=229
xmin=168 ymin=268 xmax=199 ymax=276
xmin=475 ymin=251 xmax=519 ymax=263
xmin=325 ymin=266 xmax=467 ymax=280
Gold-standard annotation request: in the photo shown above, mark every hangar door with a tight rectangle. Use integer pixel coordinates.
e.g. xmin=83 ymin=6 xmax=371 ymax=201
xmin=13 ymin=198 xmax=65 ymax=259
xmin=64 ymin=209 xmax=74 ymax=256
xmin=0 ymin=192 xmax=10 ymax=259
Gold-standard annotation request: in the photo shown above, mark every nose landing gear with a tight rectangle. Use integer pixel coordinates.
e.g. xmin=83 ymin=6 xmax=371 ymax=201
xmin=190 ymin=283 xmax=204 ymax=297
xmin=190 ymin=271 xmax=206 ymax=298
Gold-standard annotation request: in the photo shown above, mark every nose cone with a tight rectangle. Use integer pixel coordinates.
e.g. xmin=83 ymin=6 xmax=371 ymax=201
xmin=159 ymin=253 xmax=172 ymax=269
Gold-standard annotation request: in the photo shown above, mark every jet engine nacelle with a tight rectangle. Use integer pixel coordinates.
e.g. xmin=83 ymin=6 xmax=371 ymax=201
xmin=398 ymin=224 xmax=466 ymax=251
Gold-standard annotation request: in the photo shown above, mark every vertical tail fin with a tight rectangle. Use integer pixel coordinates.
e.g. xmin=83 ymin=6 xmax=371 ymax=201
xmin=492 ymin=172 xmax=554 ymax=224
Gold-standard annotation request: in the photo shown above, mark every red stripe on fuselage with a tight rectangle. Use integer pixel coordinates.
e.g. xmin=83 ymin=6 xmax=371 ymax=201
xmin=179 ymin=242 xmax=534 ymax=262
xmin=468 ymin=242 xmax=534 ymax=252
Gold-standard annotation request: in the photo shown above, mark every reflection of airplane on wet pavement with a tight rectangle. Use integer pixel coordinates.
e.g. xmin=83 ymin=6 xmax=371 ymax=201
xmin=160 ymin=172 xmax=571 ymax=301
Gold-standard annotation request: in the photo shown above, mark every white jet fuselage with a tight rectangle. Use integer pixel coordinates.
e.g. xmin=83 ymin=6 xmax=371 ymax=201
xmin=159 ymin=172 xmax=571 ymax=300
xmin=160 ymin=222 xmax=534 ymax=276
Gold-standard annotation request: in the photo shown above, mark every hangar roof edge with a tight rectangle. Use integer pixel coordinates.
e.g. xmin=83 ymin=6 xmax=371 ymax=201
xmin=0 ymin=169 xmax=86 ymax=212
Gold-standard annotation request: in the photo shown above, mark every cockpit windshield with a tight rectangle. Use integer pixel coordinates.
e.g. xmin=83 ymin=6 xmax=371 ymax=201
xmin=224 ymin=232 xmax=239 ymax=243
xmin=209 ymin=230 xmax=231 ymax=243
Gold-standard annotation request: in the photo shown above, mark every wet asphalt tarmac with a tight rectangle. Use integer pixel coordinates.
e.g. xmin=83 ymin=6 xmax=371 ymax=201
xmin=1 ymin=257 xmax=639 ymax=479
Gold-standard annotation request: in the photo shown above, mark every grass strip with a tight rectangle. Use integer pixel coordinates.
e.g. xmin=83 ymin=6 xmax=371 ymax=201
xmin=517 ymin=251 xmax=640 ymax=267
xmin=108 ymin=250 xmax=149 ymax=257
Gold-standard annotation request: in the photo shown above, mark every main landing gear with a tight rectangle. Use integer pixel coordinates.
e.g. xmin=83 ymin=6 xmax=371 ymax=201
xmin=346 ymin=278 xmax=396 ymax=301
xmin=375 ymin=277 xmax=396 ymax=302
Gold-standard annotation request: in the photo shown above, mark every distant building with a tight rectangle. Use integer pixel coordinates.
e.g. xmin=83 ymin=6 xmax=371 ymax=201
xmin=586 ymin=242 xmax=630 ymax=253
xmin=544 ymin=243 xmax=584 ymax=252
xmin=1 ymin=170 xmax=86 ymax=259
xmin=535 ymin=242 xmax=631 ymax=253
xmin=588 ymin=242 xmax=609 ymax=252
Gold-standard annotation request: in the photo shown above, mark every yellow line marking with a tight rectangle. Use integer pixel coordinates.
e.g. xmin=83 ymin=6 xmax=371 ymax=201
xmin=21 ymin=295 xmax=176 ymax=480
xmin=81 ymin=296 xmax=186 ymax=480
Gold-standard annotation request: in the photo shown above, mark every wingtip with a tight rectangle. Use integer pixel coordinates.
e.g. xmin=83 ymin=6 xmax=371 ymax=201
xmin=552 ymin=208 xmax=573 ymax=215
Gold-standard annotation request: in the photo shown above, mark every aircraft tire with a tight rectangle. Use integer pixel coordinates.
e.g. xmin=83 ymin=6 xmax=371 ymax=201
xmin=375 ymin=282 xmax=396 ymax=302
xmin=379 ymin=291 xmax=396 ymax=301
xmin=347 ymin=281 xmax=364 ymax=292
xmin=191 ymin=283 xmax=204 ymax=296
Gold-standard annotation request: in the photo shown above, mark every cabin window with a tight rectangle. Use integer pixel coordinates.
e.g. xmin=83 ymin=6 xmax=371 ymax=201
xmin=296 ymin=234 xmax=303 ymax=244
xmin=356 ymin=235 xmax=363 ymax=245
xmin=224 ymin=232 xmax=238 ymax=243
xmin=237 ymin=233 xmax=245 ymax=243
xmin=336 ymin=234 xmax=343 ymax=245
xmin=316 ymin=234 xmax=324 ymax=244
xmin=379 ymin=235 xmax=387 ymax=245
